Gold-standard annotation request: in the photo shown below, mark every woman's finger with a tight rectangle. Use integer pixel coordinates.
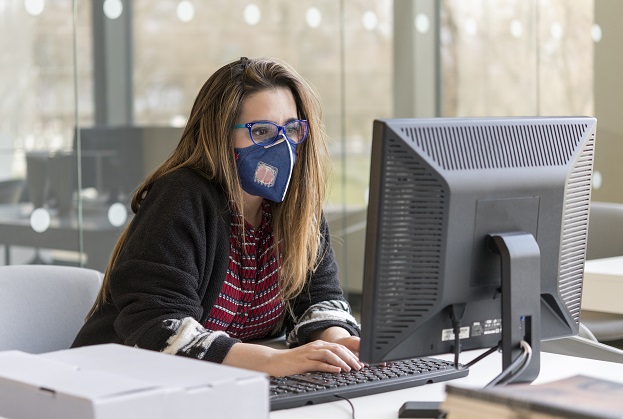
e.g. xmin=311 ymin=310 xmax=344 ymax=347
xmin=307 ymin=341 xmax=363 ymax=371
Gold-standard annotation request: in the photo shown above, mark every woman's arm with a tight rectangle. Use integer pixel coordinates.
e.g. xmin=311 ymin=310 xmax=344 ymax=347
xmin=284 ymin=215 xmax=361 ymax=346
xmin=223 ymin=335 xmax=363 ymax=377
xmin=235 ymin=214 xmax=362 ymax=376
xmin=106 ymin=169 xmax=238 ymax=362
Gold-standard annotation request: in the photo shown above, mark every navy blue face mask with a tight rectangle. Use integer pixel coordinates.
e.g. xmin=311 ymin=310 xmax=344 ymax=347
xmin=235 ymin=136 xmax=298 ymax=202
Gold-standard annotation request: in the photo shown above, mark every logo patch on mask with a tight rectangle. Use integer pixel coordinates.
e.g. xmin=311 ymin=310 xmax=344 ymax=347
xmin=254 ymin=162 xmax=278 ymax=187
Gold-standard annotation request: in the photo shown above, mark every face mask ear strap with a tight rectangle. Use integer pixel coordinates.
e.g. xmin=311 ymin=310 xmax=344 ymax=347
xmin=263 ymin=134 xmax=287 ymax=149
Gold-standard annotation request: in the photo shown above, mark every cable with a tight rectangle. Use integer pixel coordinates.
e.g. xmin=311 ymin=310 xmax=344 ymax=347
xmin=437 ymin=341 xmax=532 ymax=419
xmin=448 ymin=304 xmax=466 ymax=369
xmin=462 ymin=344 xmax=500 ymax=369
xmin=334 ymin=394 xmax=356 ymax=419
xmin=453 ymin=327 xmax=460 ymax=368
xmin=503 ymin=340 xmax=533 ymax=383
xmin=485 ymin=340 xmax=532 ymax=387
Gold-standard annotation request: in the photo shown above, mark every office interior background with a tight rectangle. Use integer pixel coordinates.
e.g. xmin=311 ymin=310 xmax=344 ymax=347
xmin=0 ymin=0 xmax=621 ymax=310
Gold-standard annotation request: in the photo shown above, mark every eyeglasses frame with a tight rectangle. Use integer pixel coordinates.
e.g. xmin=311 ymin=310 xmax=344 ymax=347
xmin=232 ymin=120 xmax=308 ymax=147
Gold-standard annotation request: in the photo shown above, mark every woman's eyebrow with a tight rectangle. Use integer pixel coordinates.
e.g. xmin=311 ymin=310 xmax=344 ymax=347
xmin=247 ymin=118 xmax=299 ymax=125
xmin=241 ymin=119 xmax=272 ymax=124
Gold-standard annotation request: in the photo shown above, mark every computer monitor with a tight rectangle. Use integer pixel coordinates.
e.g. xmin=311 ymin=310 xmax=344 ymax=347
xmin=359 ymin=116 xmax=596 ymax=385
xmin=74 ymin=126 xmax=182 ymax=204
xmin=75 ymin=126 xmax=144 ymax=203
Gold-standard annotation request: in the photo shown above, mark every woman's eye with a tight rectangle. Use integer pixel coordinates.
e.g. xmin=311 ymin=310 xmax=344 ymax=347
xmin=252 ymin=126 xmax=271 ymax=137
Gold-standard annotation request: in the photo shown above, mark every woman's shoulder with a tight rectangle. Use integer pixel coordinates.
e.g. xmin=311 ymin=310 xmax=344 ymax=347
xmin=156 ymin=167 xmax=224 ymax=195
xmin=146 ymin=167 xmax=229 ymax=210
xmin=158 ymin=166 xmax=212 ymax=184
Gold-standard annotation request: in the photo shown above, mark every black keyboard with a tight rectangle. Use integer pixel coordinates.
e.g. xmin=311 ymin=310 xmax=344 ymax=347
xmin=270 ymin=356 xmax=469 ymax=410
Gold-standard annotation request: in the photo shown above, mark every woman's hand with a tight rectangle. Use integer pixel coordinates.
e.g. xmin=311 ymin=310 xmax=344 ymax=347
xmin=312 ymin=326 xmax=361 ymax=354
xmin=223 ymin=329 xmax=364 ymax=377
xmin=267 ymin=339 xmax=364 ymax=376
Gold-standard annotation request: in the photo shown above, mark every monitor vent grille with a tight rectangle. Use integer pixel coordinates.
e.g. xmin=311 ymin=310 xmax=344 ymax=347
xmin=371 ymin=120 xmax=594 ymax=347
xmin=373 ymin=138 xmax=445 ymax=341
xmin=558 ymin=129 xmax=595 ymax=324
xmin=401 ymin=122 xmax=589 ymax=170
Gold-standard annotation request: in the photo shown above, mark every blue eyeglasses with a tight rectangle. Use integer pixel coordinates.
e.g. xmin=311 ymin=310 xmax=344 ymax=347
xmin=232 ymin=120 xmax=308 ymax=146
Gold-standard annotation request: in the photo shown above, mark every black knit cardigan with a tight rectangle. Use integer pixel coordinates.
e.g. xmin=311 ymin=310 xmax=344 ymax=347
xmin=72 ymin=168 xmax=359 ymax=362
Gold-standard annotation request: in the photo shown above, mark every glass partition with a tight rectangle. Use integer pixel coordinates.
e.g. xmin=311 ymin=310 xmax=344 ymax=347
xmin=441 ymin=0 xmax=593 ymax=117
xmin=129 ymin=0 xmax=393 ymax=299
xmin=0 ymin=1 xmax=94 ymax=268
xmin=1 ymin=0 xmax=617 ymax=310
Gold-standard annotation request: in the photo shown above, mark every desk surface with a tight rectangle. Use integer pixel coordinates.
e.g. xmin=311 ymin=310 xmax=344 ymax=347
xmin=269 ymin=349 xmax=623 ymax=419
xmin=583 ymin=256 xmax=623 ymax=315
xmin=0 ymin=203 xmax=125 ymax=271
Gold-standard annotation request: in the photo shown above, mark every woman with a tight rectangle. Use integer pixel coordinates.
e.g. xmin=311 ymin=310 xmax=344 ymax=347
xmin=72 ymin=57 xmax=363 ymax=377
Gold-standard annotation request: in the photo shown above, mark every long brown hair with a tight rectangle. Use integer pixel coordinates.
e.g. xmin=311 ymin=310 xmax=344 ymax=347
xmin=87 ymin=57 xmax=330 ymax=318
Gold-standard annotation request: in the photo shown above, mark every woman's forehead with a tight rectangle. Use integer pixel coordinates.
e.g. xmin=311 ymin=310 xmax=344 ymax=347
xmin=239 ymin=88 xmax=298 ymax=123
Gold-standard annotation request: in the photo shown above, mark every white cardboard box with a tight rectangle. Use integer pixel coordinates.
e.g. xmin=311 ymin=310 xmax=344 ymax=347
xmin=582 ymin=256 xmax=623 ymax=315
xmin=0 ymin=344 xmax=269 ymax=419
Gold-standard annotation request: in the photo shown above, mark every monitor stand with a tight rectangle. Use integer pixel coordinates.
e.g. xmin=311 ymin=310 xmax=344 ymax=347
xmin=489 ymin=231 xmax=541 ymax=384
xmin=398 ymin=232 xmax=541 ymax=418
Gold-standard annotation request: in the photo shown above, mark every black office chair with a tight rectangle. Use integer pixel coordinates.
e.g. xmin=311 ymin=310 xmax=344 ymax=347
xmin=0 ymin=178 xmax=26 ymax=204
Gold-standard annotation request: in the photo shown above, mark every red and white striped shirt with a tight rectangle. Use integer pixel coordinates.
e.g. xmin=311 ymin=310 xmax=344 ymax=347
xmin=203 ymin=202 xmax=285 ymax=341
